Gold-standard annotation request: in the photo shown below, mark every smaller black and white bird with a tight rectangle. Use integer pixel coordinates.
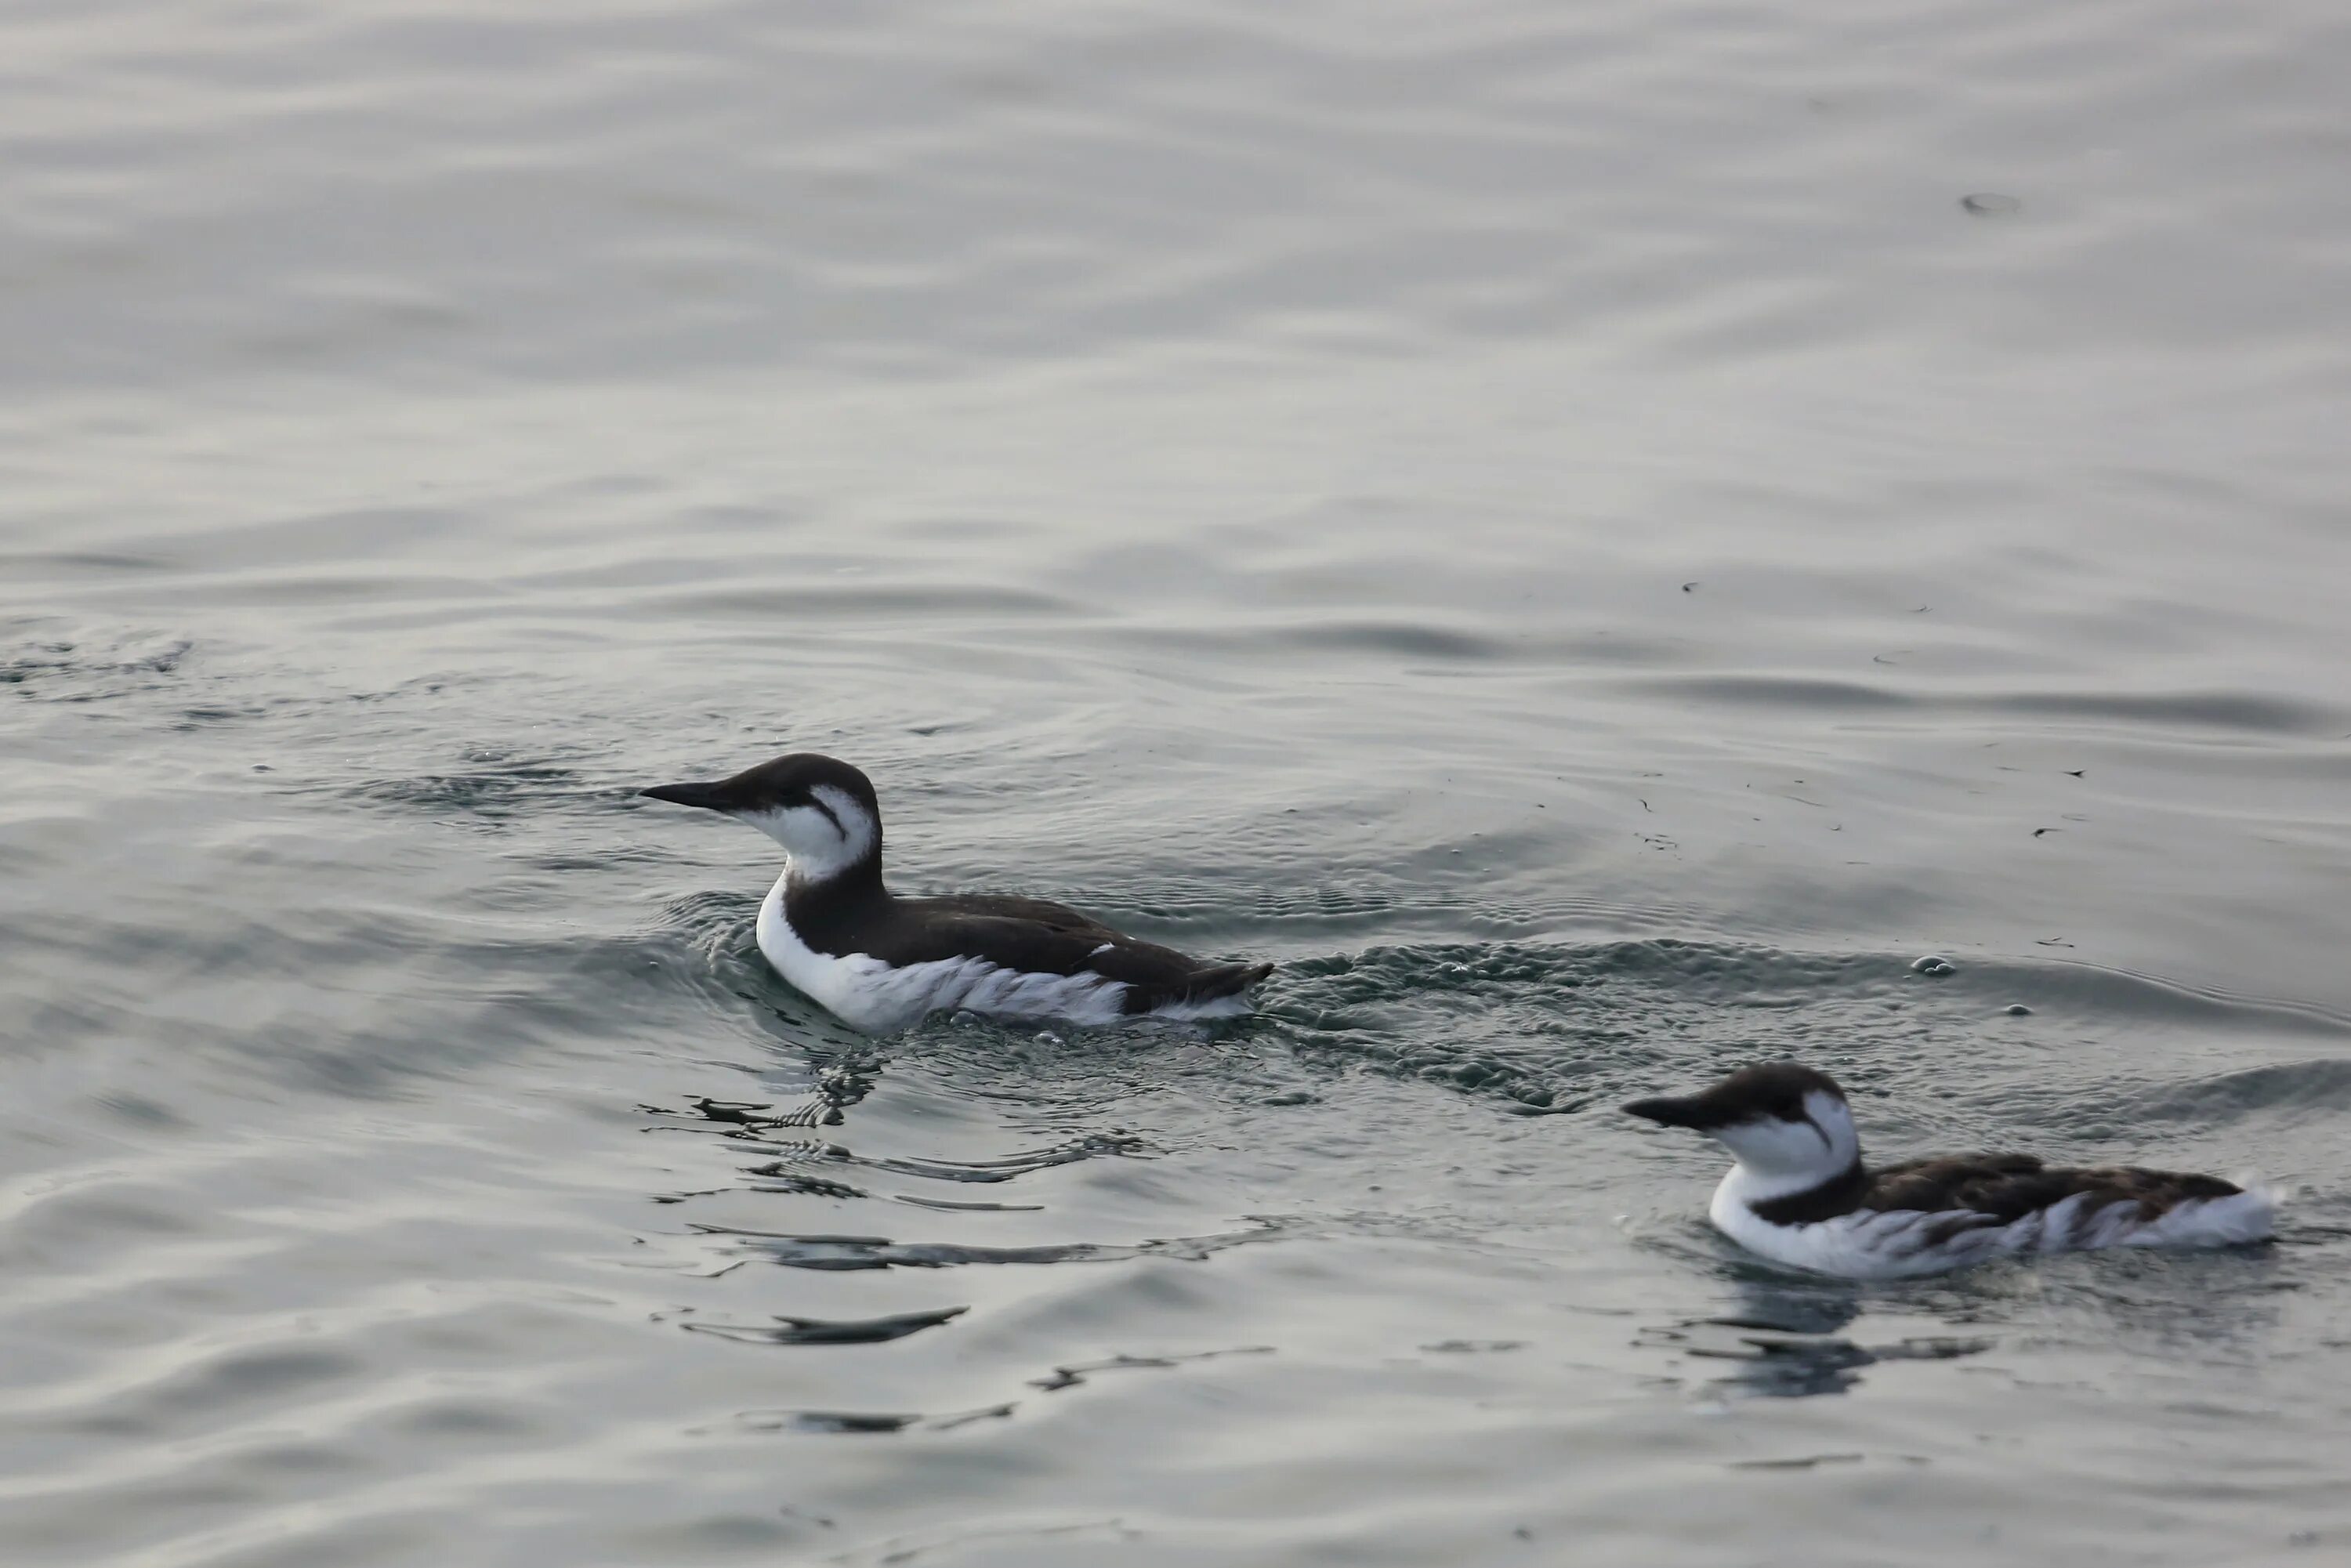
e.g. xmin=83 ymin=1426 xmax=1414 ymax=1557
xmin=1623 ymin=1063 xmax=2277 ymax=1279
xmin=640 ymin=752 xmax=1273 ymax=1034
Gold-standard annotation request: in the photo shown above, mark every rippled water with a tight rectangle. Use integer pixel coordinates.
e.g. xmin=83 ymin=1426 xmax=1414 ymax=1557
xmin=5 ymin=2 xmax=2351 ymax=1563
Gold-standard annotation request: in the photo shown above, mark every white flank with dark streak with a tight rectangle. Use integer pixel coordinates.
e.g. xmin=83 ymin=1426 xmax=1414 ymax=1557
xmin=758 ymin=876 xmax=1125 ymax=1033
xmin=1710 ymin=1171 xmax=2282 ymax=1280
xmin=756 ymin=876 xmax=1251 ymax=1034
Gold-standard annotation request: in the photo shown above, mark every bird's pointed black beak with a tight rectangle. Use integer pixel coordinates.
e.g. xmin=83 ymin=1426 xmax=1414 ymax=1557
xmin=1621 ymin=1094 xmax=1712 ymax=1130
xmin=639 ymin=780 xmax=738 ymax=812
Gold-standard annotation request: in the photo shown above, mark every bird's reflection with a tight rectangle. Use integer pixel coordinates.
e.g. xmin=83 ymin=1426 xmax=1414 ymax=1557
xmin=1649 ymin=1273 xmax=1991 ymax=1398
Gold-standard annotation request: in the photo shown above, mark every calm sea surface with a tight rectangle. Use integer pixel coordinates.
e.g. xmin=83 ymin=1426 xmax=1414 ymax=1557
xmin=5 ymin=2 xmax=2350 ymax=1563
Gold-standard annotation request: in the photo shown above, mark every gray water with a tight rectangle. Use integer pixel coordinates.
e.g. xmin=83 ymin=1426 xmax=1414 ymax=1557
xmin=5 ymin=2 xmax=2351 ymax=1563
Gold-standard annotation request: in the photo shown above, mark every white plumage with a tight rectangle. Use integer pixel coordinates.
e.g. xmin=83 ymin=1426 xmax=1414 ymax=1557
xmin=1708 ymin=1170 xmax=2281 ymax=1280
xmin=755 ymin=876 xmax=1254 ymax=1035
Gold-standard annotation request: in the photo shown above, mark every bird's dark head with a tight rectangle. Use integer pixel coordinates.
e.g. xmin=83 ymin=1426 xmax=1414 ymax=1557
xmin=641 ymin=752 xmax=882 ymax=878
xmin=1623 ymin=1062 xmax=1858 ymax=1179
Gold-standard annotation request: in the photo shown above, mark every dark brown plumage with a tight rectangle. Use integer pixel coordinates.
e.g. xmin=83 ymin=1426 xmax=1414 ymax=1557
xmin=1861 ymin=1153 xmax=2242 ymax=1223
xmin=803 ymin=884 xmax=1273 ymax=1015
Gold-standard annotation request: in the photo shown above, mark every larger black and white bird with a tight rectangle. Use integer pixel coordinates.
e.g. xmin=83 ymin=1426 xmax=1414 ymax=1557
xmin=1623 ymin=1062 xmax=2277 ymax=1279
xmin=640 ymin=752 xmax=1273 ymax=1034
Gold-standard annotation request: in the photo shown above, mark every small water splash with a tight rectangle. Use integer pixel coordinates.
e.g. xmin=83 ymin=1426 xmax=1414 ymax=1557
xmin=1268 ymin=937 xmax=2351 ymax=1130
xmin=0 ymin=627 xmax=193 ymax=701
xmin=340 ymin=749 xmax=599 ymax=827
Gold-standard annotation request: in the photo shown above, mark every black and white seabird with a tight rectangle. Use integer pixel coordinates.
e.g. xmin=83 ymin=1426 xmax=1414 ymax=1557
xmin=1623 ymin=1063 xmax=2277 ymax=1279
xmin=640 ymin=752 xmax=1273 ymax=1034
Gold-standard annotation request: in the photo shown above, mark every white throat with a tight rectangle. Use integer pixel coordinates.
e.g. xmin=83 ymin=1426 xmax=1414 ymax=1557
xmin=744 ymin=784 xmax=879 ymax=885
xmin=1711 ymin=1090 xmax=1861 ymax=1202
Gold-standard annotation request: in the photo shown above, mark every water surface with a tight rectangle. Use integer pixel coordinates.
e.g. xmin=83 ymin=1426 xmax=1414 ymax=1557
xmin=5 ymin=2 xmax=2350 ymax=1564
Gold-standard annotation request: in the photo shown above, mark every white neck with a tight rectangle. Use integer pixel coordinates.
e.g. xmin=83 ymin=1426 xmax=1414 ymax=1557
xmin=744 ymin=784 xmax=880 ymax=886
xmin=1706 ymin=1091 xmax=1863 ymax=1202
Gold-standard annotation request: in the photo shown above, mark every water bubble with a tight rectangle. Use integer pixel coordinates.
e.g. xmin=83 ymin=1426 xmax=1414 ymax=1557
xmin=1911 ymin=955 xmax=1954 ymax=976
xmin=2004 ymin=1004 xmax=2032 ymax=1016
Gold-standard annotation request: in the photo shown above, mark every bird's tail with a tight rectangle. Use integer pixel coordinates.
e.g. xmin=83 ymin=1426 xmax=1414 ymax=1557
xmin=1183 ymin=960 xmax=1274 ymax=1003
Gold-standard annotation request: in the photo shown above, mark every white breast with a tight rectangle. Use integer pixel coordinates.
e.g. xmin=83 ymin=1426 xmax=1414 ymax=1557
xmin=1708 ymin=1171 xmax=2279 ymax=1280
xmin=754 ymin=875 xmax=1133 ymax=1034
